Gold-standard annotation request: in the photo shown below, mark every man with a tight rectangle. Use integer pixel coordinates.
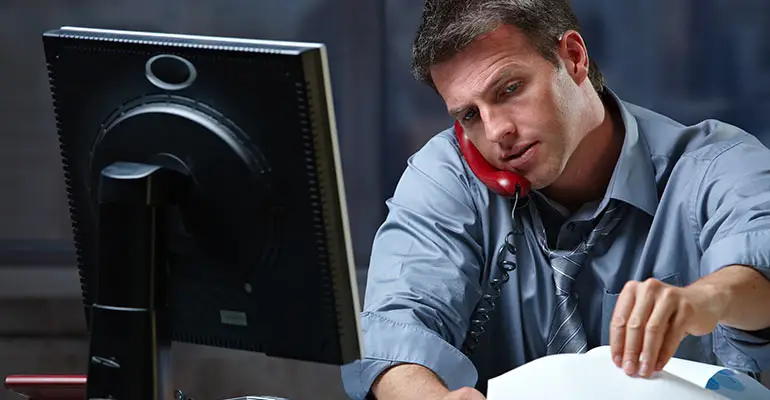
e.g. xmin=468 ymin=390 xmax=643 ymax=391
xmin=341 ymin=1 xmax=770 ymax=399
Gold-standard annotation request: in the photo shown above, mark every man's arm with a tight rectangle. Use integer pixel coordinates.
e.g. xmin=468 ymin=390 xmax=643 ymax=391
xmin=371 ymin=364 xmax=486 ymax=400
xmin=698 ymin=265 xmax=770 ymax=332
xmin=372 ymin=364 xmax=450 ymax=400
xmin=610 ymin=133 xmax=770 ymax=376
xmin=341 ymin=132 xmax=486 ymax=400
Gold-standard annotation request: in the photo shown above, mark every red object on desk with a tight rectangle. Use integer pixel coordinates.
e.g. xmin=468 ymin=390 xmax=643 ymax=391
xmin=4 ymin=375 xmax=86 ymax=400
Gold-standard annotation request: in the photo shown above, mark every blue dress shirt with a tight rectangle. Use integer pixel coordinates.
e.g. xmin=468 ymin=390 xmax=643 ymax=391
xmin=341 ymin=90 xmax=770 ymax=399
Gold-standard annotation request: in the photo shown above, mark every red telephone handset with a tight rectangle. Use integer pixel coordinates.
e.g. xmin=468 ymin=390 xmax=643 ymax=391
xmin=455 ymin=121 xmax=529 ymax=356
xmin=454 ymin=120 xmax=531 ymax=198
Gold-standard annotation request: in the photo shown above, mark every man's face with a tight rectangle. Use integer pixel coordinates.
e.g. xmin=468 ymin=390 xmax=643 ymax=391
xmin=431 ymin=24 xmax=588 ymax=190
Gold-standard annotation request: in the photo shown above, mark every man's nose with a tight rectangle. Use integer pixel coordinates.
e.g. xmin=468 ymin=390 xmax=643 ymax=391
xmin=481 ymin=106 xmax=515 ymax=144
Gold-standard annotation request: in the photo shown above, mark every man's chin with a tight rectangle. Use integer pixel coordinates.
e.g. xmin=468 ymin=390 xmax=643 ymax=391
xmin=523 ymin=163 xmax=565 ymax=191
xmin=526 ymin=175 xmax=558 ymax=192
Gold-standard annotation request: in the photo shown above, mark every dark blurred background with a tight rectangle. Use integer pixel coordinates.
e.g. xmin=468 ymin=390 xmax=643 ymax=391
xmin=1 ymin=1 xmax=769 ymax=399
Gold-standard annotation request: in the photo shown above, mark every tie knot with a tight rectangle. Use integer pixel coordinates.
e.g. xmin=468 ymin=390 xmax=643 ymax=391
xmin=543 ymin=200 xmax=626 ymax=295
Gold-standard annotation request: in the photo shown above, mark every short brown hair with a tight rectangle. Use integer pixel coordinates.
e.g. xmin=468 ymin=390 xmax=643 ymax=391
xmin=411 ymin=0 xmax=605 ymax=93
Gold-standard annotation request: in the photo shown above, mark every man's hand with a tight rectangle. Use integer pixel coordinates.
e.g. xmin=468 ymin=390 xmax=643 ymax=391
xmin=440 ymin=387 xmax=486 ymax=400
xmin=609 ymin=278 xmax=726 ymax=378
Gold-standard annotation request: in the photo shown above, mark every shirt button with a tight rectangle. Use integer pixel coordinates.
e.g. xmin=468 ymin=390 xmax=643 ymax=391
xmin=566 ymin=223 xmax=575 ymax=231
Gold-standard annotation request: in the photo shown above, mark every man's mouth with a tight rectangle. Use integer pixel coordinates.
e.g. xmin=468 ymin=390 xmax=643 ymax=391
xmin=504 ymin=143 xmax=537 ymax=160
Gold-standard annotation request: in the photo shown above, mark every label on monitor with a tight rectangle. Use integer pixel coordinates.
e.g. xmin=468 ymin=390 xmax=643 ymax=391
xmin=219 ymin=310 xmax=248 ymax=326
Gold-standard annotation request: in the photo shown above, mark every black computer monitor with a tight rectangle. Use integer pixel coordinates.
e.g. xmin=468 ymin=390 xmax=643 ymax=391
xmin=42 ymin=26 xmax=363 ymax=399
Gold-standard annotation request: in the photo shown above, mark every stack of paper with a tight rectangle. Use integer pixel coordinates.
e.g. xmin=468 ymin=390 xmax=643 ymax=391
xmin=486 ymin=346 xmax=768 ymax=400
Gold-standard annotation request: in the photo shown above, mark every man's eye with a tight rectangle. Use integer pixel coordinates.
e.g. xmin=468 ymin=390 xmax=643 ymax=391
xmin=503 ymin=82 xmax=521 ymax=94
xmin=462 ymin=109 xmax=477 ymax=121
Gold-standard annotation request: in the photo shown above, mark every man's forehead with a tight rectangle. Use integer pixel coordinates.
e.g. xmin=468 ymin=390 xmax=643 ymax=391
xmin=431 ymin=27 xmax=536 ymax=112
xmin=430 ymin=25 xmax=534 ymax=80
xmin=454 ymin=24 xmax=533 ymax=59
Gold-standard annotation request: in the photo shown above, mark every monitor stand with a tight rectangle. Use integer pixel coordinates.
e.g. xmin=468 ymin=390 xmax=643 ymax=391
xmin=86 ymin=161 xmax=180 ymax=400
xmin=79 ymin=161 xmax=293 ymax=400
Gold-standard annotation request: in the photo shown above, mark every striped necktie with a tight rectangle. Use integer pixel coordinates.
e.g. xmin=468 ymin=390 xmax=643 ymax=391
xmin=531 ymin=199 xmax=625 ymax=355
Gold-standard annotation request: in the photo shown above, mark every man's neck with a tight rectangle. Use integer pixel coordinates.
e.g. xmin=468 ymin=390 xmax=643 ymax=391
xmin=541 ymin=94 xmax=625 ymax=213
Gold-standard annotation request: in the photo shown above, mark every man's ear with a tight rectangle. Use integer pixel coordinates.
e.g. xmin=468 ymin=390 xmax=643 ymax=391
xmin=557 ymin=30 xmax=589 ymax=86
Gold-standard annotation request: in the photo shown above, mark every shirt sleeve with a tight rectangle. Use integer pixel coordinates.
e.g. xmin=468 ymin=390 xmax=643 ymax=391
xmin=341 ymin=133 xmax=486 ymax=399
xmin=694 ymin=132 xmax=770 ymax=372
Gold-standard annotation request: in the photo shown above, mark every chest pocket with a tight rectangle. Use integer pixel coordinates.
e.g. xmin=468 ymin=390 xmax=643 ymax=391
xmin=600 ymin=272 xmax=683 ymax=345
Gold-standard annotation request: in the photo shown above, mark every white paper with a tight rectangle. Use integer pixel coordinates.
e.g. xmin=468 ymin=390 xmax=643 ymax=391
xmin=585 ymin=346 xmax=723 ymax=387
xmin=584 ymin=346 xmax=770 ymax=400
xmin=486 ymin=350 xmax=728 ymax=400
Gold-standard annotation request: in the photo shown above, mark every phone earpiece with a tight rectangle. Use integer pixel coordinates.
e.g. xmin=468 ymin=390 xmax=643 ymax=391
xmin=454 ymin=120 xmax=531 ymax=198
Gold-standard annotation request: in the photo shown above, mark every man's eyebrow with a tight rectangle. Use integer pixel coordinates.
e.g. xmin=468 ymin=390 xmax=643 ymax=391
xmin=448 ymin=106 xmax=468 ymax=118
xmin=446 ymin=67 xmax=520 ymax=117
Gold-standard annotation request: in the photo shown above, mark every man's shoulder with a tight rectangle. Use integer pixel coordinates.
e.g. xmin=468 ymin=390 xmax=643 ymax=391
xmin=408 ymin=126 xmax=471 ymax=177
xmin=400 ymin=126 xmax=483 ymax=198
xmin=623 ymin=100 xmax=767 ymax=163
xmin=411 ymin=127 xmax=461 ymax=162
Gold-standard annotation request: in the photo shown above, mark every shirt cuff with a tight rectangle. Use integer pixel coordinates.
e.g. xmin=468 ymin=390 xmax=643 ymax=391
xmin=700 ymin=230 xmax=770 ymax=281
xmin=713 ymin=325 xmax=770 ymax=372
xmin=340 ymin=311 xmax=478 ymax=400
xmin=700 ymin=230 xmax=770 ymax=371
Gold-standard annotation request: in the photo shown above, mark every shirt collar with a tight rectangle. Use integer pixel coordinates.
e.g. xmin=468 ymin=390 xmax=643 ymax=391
xmin=531 ymin=88 xmax=659 ymax=218
xmin=601 ymin=88 xmax=659 ymax=217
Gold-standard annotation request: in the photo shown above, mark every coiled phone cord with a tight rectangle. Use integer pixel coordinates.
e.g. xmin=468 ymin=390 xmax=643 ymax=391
xmin=462 ymin=186 xmax=526 ymax=356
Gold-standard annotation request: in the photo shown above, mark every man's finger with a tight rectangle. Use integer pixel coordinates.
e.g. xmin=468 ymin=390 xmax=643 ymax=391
xmin=610 ymin=281 xmax=639 ymax=367
xmin=623 ymin=282 xmax=656 ymax=376
xmin=638 ymin=288 xmax=677 ymax=377
xmin=655 ymin=313 xmax=688 ymax=372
